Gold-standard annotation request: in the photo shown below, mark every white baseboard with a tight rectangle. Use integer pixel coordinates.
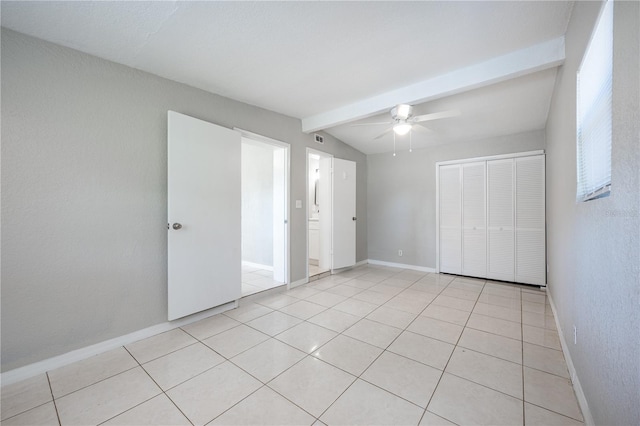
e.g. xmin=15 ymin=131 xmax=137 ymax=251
xmin=0 ymin=301 xmax=238 ymax=387
xmin=367 ymin=259 xmax=436 ymax=273
xmin=242 ymin=261 xmax=273 ymax=271
xmin=547 ymin=291 xmax=594 ymax=426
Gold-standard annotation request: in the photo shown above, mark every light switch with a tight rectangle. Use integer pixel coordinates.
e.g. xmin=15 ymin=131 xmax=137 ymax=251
xmin=295 ymin=200 xmax=302 ymax=209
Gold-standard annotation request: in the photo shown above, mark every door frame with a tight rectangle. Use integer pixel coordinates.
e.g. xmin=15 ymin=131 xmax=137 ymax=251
xmin=306 ymin=147 xmax=333 ymax=281
xmin=236 ymin=128 xmax=291 ymax=288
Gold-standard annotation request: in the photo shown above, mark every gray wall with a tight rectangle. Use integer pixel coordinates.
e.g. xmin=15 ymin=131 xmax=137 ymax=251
xmin=241 ymin=142 xmax=274 ymax=266
xmin=367 ymin=130 xmax=545 ymax=268
xmin=0 ymin=29 xmax=367 ymax=371
xmin=545 ymin=1 xmax=639 ymax=425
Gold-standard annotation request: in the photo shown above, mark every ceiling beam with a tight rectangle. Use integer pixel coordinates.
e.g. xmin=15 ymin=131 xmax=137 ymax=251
xmin=301 ymin=36 xmax=565 ymax=133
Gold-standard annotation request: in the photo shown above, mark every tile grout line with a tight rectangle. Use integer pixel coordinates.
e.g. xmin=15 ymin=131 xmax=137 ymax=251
xmin=45 ymin=371 xmax=63 ymax=426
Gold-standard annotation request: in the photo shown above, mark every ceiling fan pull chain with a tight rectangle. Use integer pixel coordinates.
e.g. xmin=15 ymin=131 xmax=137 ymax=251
xmin=393 ymin=132 xmax=396 ymax=157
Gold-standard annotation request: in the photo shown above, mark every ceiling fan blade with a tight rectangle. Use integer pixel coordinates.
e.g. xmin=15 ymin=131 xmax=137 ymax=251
xmin=413 ymin=123 xmax=433 ymax=133
xmin=411 ymin=110 xmax=460 ymax=123
xmin=349 ymin=121 xmax=393 ymax=127
xmin=373 ymin=128 xmax=393 ymax=140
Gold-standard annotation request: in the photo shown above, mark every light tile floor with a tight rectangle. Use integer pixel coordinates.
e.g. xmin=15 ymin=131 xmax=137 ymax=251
xmin=1 ymin=265 xmax=584 ymax=425
xmin=241 ymin=265 xmax=283 ymax=297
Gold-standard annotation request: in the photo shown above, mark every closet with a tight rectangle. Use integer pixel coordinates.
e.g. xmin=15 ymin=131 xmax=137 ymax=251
xmin=437 ymin=151 xmax=546 ymax=286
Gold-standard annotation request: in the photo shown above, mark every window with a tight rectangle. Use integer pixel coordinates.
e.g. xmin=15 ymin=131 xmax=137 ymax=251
xmin=576 ymin=0 xmax=613 ymax=201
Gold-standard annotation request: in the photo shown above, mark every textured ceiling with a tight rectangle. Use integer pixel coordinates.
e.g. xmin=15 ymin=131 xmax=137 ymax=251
xmin=1 ymin=1 xmax=574 ymax=154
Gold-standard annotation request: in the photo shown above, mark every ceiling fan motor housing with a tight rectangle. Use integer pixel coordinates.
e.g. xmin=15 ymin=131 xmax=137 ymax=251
xmin=391 ymin=104 xmax=413 ymax=120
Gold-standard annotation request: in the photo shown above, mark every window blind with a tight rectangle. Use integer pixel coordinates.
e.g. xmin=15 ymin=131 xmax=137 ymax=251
xmin=577 ymin=0 xmax=613 ymax=201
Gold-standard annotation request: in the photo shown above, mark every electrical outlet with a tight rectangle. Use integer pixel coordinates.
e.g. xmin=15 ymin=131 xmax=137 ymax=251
xmin=398 ymin=249 xmax=403 ymax=257
xmin=573 ymin=325 xmax=577 ymax=344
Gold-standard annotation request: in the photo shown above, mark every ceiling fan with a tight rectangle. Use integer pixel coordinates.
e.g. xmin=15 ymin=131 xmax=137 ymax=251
xmin=351 ymin=104 xmax=460 ymax=141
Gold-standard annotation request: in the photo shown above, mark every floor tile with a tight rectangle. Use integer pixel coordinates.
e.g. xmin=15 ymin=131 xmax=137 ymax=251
xmin=307 ymin=309 xmax=361 ymax=333
xmin=523 ymin=300 xmax=553 ymax=315
xmin=0 ymin=401 xmax=58 ymax=426
xmin=357 ymin=272 xmax=393 ymax=283
xmin=361 ymin=351 xmax=442 ymax=408
xmin=125 ymin=329 xmax=197 ymax=364
xmin=396 ymin=288 xmax=438 ymax=303
xmin=167 ymin=361 xmax=262 ymax=425
xmin=524 ymin=402 xmax=584 ymax=425
xmin=345 ymin=278 xmax=380 ymax=289
xmin=383 ymin=296 xmax=429 ymax=314
xmin=419 ymin=411 xmax=457 ymax=425
xmin=523 ymin=342 xmax=569 ymax=378
xmin=522 ymin=311 xmax=557 ymax=330
xmin=246 ymin=311 xmax=302 ymax=336
xmin=181 ymin=314 xmax=241 ymax=340
xmin=0 ymin=374 xmax=52 ymax=421
xmin=394 ymin=270 xmax=427 ymax=282
xmin=421 ymin=304 xmax=470 ymax=326
xmin=522 ymin=292 xmax=547 ymax=304
xmin=457 ymin=328 xmax=522 ymax=364
xmin=482 ymin=285 xmax=521 ymax=300
xmin=473 ymin=302 xmax=522 ymax=323
xmin=202 ymin=324 xmax=269 ymax=358
xmin=286 ymin=286 xmax=321 ymax=300
xmin=523 ymin=324 xmax=562 ymax=350
xmin=448 ymin=280 xmax=484 ymax=292
xmin=102 ymin=394 xmax=190 ymax=425
xmin=332 ymin=298 xmax=378 ymax=317
xmin=223 ymin=303 xmax=273 ymax=323
xmin=48 ymin=347 xmax=137 ymax=399
xmin=441 ymin=287 xmax=481 ymax=301
xmin=210 ymin=386 xmax=315 ymax=425
xmin=278 ymin=300 xmax=327 ymax=319
xmin=325 ymin=284 xmax=364 ymax=297
xmin=466 ymin=313 xmax=522 ymax=340
xmin=305 ymin=291 xmax=348 ymax=308
xmin=428 ymin=373 xmax=523 ymax=426
xmin=411 ymin=281 xmax=448 ymax=295
xmin=388 ymin=331 xmax=455 ymax=370
xmin=407 ymin=316 xmax=464 ymax=344
xmin=313 ymin=335 xmax=382 ymax=376
xmin=275 ymin=321 xmax=338 ymax=353
xmin=142 ymin=342 xmax=224 ymax=390
xmin=432 ymin=294 xmax=476 ymax=312
xmin=380 ymin=277 xmax=415 ymax=288
xmin=478 ymin=293 xmax=522 ymax=310
xmin=254 ymin=294 xmax=299 ymax=310
xmin=55 ymin=367 xmax=161 ymax=426
xmin=366 ymin=306 xmax=417 ymax=329
xmin=524 ymin=367 xmax=583 ymax=421
xmin=351 ymin=289 xmax=394 ymax=305
xmin=268 ymin=356 xmax=355 ymax=417
xmin=231 ymin=338 xmax=305 ymax=383
xmin=320 ymin=379 xmax=423 ymax=426
xmin=368 ymin=283 xmax=405 ymax=296
xmin=445 ymin=347 xmax=523 ymax=398
xmin=343 ymin=318 xmax=402 ymax=348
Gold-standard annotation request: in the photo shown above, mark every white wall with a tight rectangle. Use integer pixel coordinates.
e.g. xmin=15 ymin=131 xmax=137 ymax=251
xmin=0 ymin=28 xmax=367 ymax=371
xmin=545 ymin=1 xmax=639 ymax=425
xmin=241 ymin=142 xmax=274 ymax=266
xmin=367 ymin=130 xmax=545 ymax=268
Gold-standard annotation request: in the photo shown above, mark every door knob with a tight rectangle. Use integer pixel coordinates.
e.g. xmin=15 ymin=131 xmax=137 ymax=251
xmin=352 ymin=217 xmax=357 ymax=221
xmin=172 ymin=223 xmax=183 ymax=230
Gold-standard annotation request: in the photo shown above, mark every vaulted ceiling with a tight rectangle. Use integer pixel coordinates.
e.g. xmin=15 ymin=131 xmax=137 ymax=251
xmin=1 ymin=1 xmax=574 ymax=154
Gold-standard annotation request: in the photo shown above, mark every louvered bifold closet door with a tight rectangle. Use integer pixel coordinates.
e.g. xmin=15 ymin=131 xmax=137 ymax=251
xmin=439 ymin=164 xmax=462 ymax=274
xmin=462 ymin=162 xmax=487 ymax=277
xmin=487 ymin=159 xmax=515 ymax=282
xmin=515 ymin=156 xmax=546 ymax=285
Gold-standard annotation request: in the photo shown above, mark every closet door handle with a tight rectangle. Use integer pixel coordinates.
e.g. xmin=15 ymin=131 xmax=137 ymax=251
xmin=172 ymin=223 xmax=183 ymax=230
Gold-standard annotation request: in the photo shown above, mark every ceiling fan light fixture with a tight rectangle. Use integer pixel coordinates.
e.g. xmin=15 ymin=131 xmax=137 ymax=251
xmin=393 ymin=122 xmax=412 ymax=135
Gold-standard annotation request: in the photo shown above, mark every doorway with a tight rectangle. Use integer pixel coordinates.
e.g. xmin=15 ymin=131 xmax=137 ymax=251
xmin=240 ymin=131 xmax=289 ymax=296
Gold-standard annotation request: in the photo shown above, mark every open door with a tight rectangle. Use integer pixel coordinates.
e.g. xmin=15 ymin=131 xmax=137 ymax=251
xmin=168 ymin=111 xmax=241 ymax=321
xmin=332 ymin=158 xmax=357 ymax=270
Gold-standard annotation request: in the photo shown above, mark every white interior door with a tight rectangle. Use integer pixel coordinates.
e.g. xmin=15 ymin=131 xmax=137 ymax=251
xmin=318 ymin=156 xmax=333 ymax=271
xmin=272 ymin=147 xmax=287 ymax=283
xmin=462 ymin=162 xmax=487 ymax=277
xmin=168 ymin=111 xmax=241 ymax=321
xmin=487 ymin=158 xmax=515 ymax=282
xmin=439 ymin=164 xmax=462 ymax=274
xmin=332 ymin=158 xmax=356 ymax=270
